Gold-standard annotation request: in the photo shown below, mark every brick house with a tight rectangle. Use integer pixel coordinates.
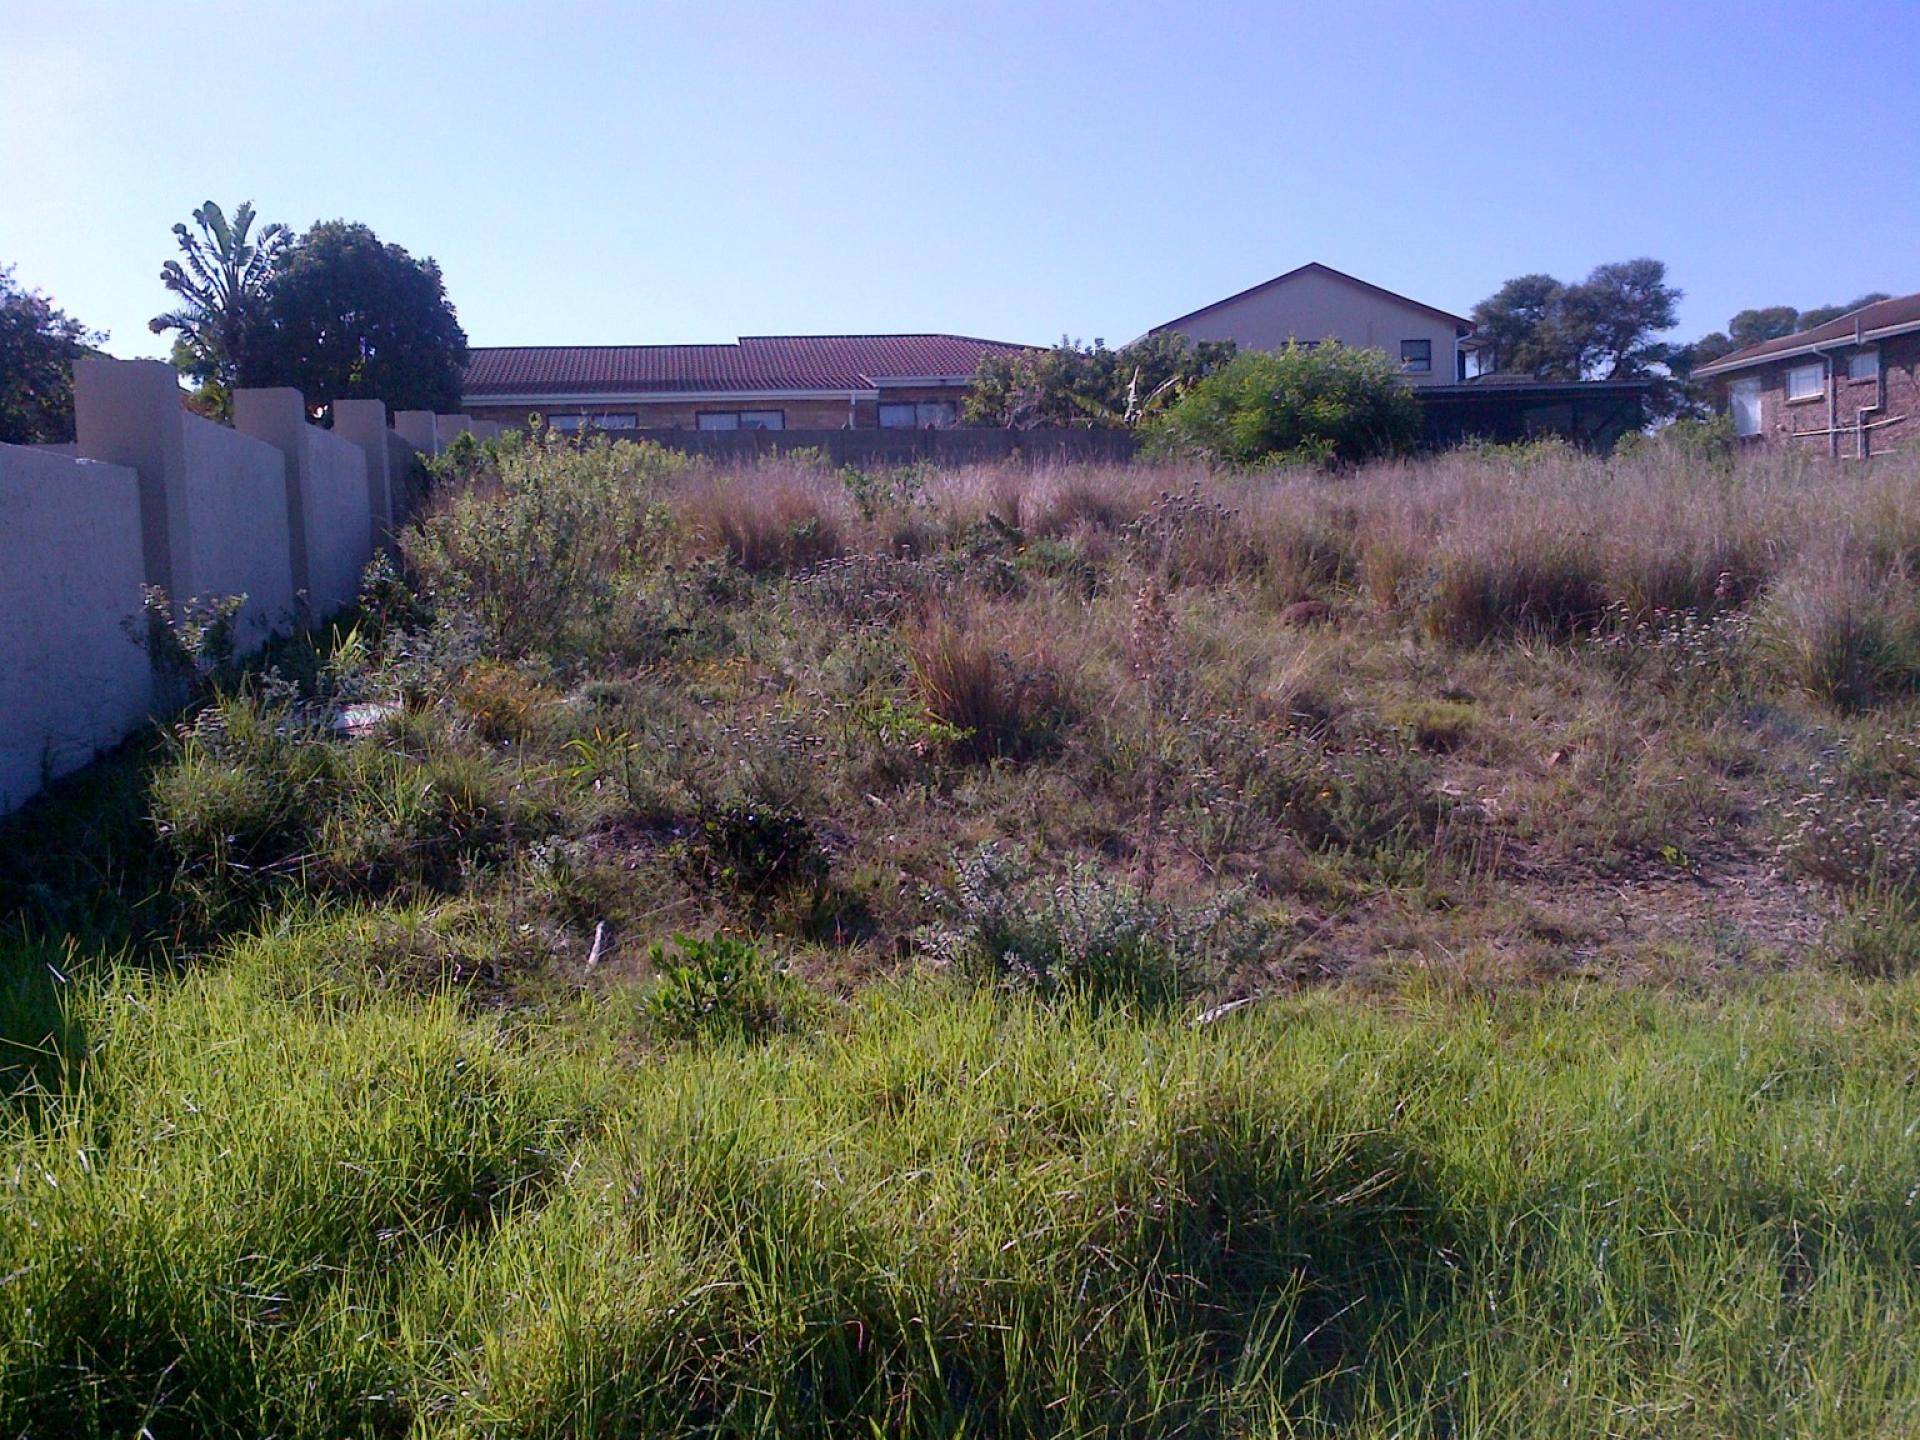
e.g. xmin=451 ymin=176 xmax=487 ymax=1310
xmin=1694 ymin=293 xmax=1920 ymax=458
xmin=462 ymin=334 xmax=1029 ymax=432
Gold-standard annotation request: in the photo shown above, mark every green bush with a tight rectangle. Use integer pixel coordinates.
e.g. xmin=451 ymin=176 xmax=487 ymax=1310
xmin=1152 ymin=342 xmax=1421 ymax=467
xmin=922 ymin=843 xmax=1255 ymax=1008
xmin=640 ymin=933 xmax=813 ymax=1043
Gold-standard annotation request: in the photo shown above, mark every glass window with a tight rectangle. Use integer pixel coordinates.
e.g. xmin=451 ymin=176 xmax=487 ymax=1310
xmin=1729 ymin=378 xmax=1762 ymax=438
xmin=593 ymin=414 xmax=637 ymax=430
xmin=878 ymin=400 xmax=957 ymax=429
xmin=548 ymin=415 xmax=586 ymax=432
xmin=1400 ymin=339 xmax=1433 ymax=374
xmin=1786 ymin=362 xmax=1824 ymax=400
xmin=698 ymin=410 xmax=784 ymax=431
xmin=1849 ymin=349 xmax=1880 ymax=382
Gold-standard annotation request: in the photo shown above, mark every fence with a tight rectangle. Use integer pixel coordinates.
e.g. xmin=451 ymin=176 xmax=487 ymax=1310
xmin=0 ymin=358 xmax=487 ymax=816
xmin=609 ymin=426 xmax=1142 ymax=467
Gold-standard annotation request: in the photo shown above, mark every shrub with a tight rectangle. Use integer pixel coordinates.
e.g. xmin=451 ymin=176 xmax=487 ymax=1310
xmin=1774 ymin=736 xmax=1920 ymax=890
xmin=640 ymin=933 xmax=812 ymax=1043
xmin=402 ymin=433 xmax=682 ymax=666
xmin=679 ymin=795 xmax=830 ymax=902
xmin=1152 ymin=342 xmax=1421 ymax=467
xmin=921 ymin=843 xmax=1255 ymax=1008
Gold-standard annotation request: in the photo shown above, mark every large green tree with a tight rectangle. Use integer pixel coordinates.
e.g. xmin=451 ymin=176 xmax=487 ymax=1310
xmin=246 ymin=220 xmax=468 ymax=415
xmin=149 ymin=200 xmax=289 ymax=399
xmin=0 ymin=264 xmax=106 ymax=444
xmin=965 ymin=333 xmax=1236 ymax=430
xmin=1471 ymin=259 xmax=1681 ymax=381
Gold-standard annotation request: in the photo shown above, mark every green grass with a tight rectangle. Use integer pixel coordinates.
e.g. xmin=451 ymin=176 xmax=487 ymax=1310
xmin=2 ymin=913 xmax=1917 ymax=1437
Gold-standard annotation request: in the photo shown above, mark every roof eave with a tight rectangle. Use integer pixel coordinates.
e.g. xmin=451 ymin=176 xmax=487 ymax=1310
xmin=1694 ymin=317 xmax=1920 ymax=379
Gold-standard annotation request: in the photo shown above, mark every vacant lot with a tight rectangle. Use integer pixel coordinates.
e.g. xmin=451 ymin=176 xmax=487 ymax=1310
xmin=4 ymin=433 xmax=1919 ymax=1436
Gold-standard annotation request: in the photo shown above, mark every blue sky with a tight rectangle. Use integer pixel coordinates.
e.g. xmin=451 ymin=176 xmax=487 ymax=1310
xmin=4 ymin=0 xmax=1916 ymax=360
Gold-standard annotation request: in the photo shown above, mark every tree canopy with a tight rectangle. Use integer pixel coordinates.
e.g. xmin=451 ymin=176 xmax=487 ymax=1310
xmin=0 ymin=264 xmax=106 ymax=444
xmin=149 ymin=200 xmax=289 ymax=403
xmin=245 ymin=221 xmax=469 ymax=416
xmin=964 ymin=333 xmax=1236 ymax=430
xmin=1470 ymin=259 xmax=1681 ymax=381
xmin=1152 ymin=342 xmax=1420 ymax=467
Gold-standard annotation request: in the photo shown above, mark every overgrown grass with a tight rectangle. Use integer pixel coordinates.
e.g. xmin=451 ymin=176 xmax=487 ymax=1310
xmin=9 ymin=433 xmax=1920 ymax=1432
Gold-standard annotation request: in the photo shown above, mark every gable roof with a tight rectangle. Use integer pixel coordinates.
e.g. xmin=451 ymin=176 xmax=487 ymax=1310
xmin=1150 ymin=261 xmax=1474 ymax=338
xmin=464 ymin=334 xmax=1031 ymax=400
xmin=1693 ymin=292 xmax=1920 ymax=377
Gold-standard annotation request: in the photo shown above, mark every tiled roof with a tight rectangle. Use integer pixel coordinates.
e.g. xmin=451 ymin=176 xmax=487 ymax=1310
xmin=1696 ymin=292 xmax=1920 ymax=376
xmin=464 ymin=334 xmax=1031 ymax=398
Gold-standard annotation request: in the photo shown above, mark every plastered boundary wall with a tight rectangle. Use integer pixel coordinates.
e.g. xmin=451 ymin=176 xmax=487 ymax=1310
xmin=0 ymin=358 xmax=477 ymax=816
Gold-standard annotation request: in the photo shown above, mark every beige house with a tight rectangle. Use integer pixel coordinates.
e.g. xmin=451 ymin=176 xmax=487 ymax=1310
xmin=1149 ymin=261 xmax=1473 ymax=384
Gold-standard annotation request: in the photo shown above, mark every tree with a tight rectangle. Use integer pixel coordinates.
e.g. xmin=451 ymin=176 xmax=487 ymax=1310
xmin=1470 ymin=273 xmax=1570 ymax=377
xmin=149 ymin=200 xmax=289 ymax=400
xmin=1728 ymin=306 xmax=1801 ymax=349
xmin=247 ymin=220 xmax=469 ymax=415
xmin=965 ymin=333 xmax=1235 ymax=430
xmin=1153 ymin=342 xmax=1420 ymax=467
xmin=1798 ymin=293 xmax=1891 ymax=330
xmin=0 ymin=264 xmax=106 ymax=444
xmin=1470 ymin=260 xmax=1681 ymax=382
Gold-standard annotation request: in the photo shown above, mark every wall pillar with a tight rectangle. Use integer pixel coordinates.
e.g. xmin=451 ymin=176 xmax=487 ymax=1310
xmin=332 ymin=397 xmax=394 ymax=552
xmin=233 ymin=387 xmax=315 ymax=624
xmin=394 ymin=410 xmax=438 ymax=455
xmin=73 ymin=358 xmax=191 ymax=603
xmin=434 ymin=413 xmax=472 ymax=448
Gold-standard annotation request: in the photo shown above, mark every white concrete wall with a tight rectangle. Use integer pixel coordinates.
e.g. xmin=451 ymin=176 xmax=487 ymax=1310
xmin=234 ymin=388 xmax=372 ymax=622
xmin=0 ymin=444 xmax=153 ymax=814
xmin=1158 ymin=268 xmax=1464 ymax=386
xmin=180 ymin=415 xmax=298 ymax=651
xmin=6 ymin=357 xmax=469 ymax=815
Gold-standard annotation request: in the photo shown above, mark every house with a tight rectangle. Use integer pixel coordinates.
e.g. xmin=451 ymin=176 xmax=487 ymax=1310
xmin=462 ymin=334 xmax=1029 ymax=432
xmin=1693 ymin=293 xmax=1920 ymax=458
xmin=1148 ymin=261 xmax=1475 ymax=384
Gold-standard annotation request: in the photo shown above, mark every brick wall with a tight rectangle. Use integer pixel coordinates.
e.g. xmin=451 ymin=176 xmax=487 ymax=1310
xmin=1724 ymin=333 xmax=1920 ymax=458
xmin=467 ymin=385 xmax=973 ymax=433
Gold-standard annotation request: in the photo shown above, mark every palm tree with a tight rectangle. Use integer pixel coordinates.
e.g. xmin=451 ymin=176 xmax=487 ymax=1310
xmin=149 ymin=200 xmax=289 ymax=393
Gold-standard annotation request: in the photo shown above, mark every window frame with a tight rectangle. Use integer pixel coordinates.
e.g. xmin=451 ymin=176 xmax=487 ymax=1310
xmin=696 ymin=409 xmax=786 ymax=432
xmin=1785 ymin=361 xmax=1825 ymax=402
xmin=1400 ymin=338 xmax=1433 ymax=374
xmin=1848 ymin=348 xmax=1880 ymax=382
xmin=1729 ymin=377 xmax=1763 ymax=438
xmin=877 ymin=399 xmax=958 ymax=430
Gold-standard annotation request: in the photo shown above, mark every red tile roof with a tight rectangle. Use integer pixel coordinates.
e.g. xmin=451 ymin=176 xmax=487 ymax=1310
xmin=464 ymin=334 xmax=1031 ymax=398
xmin=1695 ymin=292 xmax=1920 ymax=376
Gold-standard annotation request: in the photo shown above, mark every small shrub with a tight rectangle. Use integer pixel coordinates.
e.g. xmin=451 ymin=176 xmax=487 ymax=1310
xmin=1758 ymin=563 xmax=1920 ymax=711
xmin=454 ymin=659 xmax=553 ymax=743
xmin=640 ymin=933 xmax=812 ymax=1043
xmin=1774 ymin=737 xmax=1920 ymax=890
xmin=921 ymin=843 xmax=1257 ymax=1008
xmin=679 ymin=795 xmax=830 ymax=901
xmin=686 ymin=471 xmax=845 ymax=573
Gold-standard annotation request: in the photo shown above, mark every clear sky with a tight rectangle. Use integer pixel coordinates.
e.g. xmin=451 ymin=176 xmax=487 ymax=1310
xmin=4 ymin=0 xmax=1916 ymax=361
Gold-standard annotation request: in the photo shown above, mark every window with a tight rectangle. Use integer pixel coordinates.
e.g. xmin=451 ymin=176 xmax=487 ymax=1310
xmin=877 ymin=400 xmax=958 ymax=429
xmin=697 ymin=410 xmax=785 ymax=431
xmin=1786 ymin=362 xmax=1825 ymax=401
xmin=1729 ymin=377 xmax=1762 ymax=438
xmin=1400 ymin=339 xmax=1433 ymax=374
xmin=548 ymin=413 xmax=637 ymax=433
xmin=1849 ymin=349 xmax=1880 ymax=382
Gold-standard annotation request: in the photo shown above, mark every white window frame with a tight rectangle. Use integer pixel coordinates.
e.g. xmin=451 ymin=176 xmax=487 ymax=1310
xmin=1400 ymin=338 xmax=1433 ymax=374
xmin=1785 ymin=361 xmax=1825 ymax=401
xmin=1848 ymin=348 xmax=1880 ymax=382
xmin=1729 ymin=377 xmax=1762 ymax=438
